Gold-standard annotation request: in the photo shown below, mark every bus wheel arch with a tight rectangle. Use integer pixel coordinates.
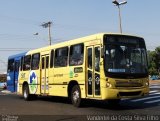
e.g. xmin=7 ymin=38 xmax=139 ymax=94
xmin=68 ymin=80 xmax=82 ymax=107
xmin=68 ymin=80 xmax=78 ymax=98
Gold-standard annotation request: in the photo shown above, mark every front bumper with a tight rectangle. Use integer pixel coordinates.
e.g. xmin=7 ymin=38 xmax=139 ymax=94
xmin=101 ymin=87 xmax=149 ymax=100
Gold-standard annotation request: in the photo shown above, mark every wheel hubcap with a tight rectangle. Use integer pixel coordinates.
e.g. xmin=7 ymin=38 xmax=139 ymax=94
xmin=24 ymin=89 xmax=27 ymax=99
xmin=73 ymin=90 xmax=79 ymax=103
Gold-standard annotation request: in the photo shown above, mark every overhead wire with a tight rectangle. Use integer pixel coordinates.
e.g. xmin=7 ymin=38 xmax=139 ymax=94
xmin=0 ymin=14 xmax=40 ymax=26
xmin=0 ymin=14 xmax=160 ymax=50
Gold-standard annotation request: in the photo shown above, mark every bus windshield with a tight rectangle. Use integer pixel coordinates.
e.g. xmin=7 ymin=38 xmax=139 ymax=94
xmin=104 ymin=35 xmax=148 ymax=78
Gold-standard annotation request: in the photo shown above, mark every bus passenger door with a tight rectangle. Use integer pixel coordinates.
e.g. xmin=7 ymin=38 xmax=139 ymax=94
xmin=14 ymin=60 xmax=20 ymax=92
xmin=41 ymin=55 xmax=49 ymax=94
xmin=86 ymin=46 xmax=101 ymax=98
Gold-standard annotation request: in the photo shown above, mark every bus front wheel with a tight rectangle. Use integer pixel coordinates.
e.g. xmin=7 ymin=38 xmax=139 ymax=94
xmin=71 ymin=85 xmax=81 ymax=107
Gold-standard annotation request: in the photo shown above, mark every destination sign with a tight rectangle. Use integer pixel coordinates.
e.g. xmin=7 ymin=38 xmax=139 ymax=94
xmin=105 ymin=35 xmax=144 ymax=45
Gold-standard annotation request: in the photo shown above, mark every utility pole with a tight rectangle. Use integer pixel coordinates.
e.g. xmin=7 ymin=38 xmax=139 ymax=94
xmin=41 ymin=21 xmax=52 ymax=45
xmin=112 ymin=0 xmax=127 ymax=33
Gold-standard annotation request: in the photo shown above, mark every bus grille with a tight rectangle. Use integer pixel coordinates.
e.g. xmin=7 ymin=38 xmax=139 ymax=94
xmin=115 ymin=80 xmax=143 ymax=87
xmin=119 ymin=91 xmax=141 ymax=96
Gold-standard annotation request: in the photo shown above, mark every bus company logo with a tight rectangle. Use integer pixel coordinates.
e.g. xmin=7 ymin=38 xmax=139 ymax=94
xmin=28 ymin=71 xmax=38 ymax=94
xmin=69 ymin=68 xmax=74 ymax=78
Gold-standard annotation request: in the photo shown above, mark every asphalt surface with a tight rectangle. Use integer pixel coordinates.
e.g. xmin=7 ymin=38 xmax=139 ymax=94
xmin=0 ymin=84 xmax=160 ymax=121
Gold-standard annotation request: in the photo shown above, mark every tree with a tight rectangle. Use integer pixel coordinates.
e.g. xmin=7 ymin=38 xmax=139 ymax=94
xmin=0 ymin=74 xmax=6 ymax=82
xmin=155 ymin=46 xmax=160 ymax=74
xmin=148 ymin=46 xmax=160 ymax=76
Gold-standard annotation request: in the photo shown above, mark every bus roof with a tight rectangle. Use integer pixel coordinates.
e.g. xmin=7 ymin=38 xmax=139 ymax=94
xmin=26 ymin=33 xmax=144 ymax=54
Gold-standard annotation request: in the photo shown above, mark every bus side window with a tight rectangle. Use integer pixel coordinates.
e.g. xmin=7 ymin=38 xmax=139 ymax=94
xmin=15 ymin=61 xmax=20 ymax=72
xmin=20 ymin=57 xmax=23 ymax=71
xmin=69 ymin=44 xmax=84 ymax=66
xmin=23 ymin=55 xmax=31 ymax=71
xmin=8 ymin=59 xmax=14 ymax=72
xmin=54 ymin=47 xmax=68 ymax=67
xmin=46 ymin=56 xmax=49 ymax=68
xmin=50 ymin=50 xmax=54 ymax=68
xmin=31 ymin=53 xmax=40 ymax=70
xmin=42 ymin=57 xmax=45 ymax=69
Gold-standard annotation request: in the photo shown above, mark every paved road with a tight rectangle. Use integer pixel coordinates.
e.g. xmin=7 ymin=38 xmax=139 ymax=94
xmin=0 ymin=84 xmax=160 ymax=121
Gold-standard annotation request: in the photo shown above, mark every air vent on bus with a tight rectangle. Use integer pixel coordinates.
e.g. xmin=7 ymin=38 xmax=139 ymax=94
xmin=119 ymin=91 xmax=141 ymax=96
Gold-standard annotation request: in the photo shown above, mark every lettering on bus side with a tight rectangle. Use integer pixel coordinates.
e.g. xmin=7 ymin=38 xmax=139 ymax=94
xmin=21 ymin=73 xmax=26 ymax=79
xmin=74 ymin=67 xmax=83 ymax=73
xmin=54 ymin=74 xmax=63 ymax=77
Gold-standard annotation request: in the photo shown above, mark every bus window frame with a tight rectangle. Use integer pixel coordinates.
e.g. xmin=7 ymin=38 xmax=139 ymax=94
xmin=31 ymin=53 xmax=40 ymax=70
xmin=69 ymin=43 xmax=84 ymax=66
xmin=23 ymin=55 xmax=31 ymax=71
xmin=20 ymin=57 xmax=24 ymax=71
xmin=7 ymin=59 xmax=15 ymax=72
xmin=46 ymin=56 xmax=49 ymax=69
xmin=54 ymin=47 xmax=68 ymax=68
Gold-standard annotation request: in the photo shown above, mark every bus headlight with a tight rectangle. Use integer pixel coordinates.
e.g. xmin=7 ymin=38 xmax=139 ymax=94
xmin=145 ymin=82 xmax=149 ymax=86
xmin=106 ymin=82 xmax=111 ymax=88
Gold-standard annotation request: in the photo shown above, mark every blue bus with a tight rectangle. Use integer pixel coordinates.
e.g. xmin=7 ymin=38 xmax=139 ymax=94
xmin=7 ymin=52 xmax=26 ymax=92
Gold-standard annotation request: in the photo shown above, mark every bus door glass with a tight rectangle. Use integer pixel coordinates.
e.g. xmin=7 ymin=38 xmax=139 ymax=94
xmin=86 ymin=45 xmax=101 ymax=97
xmin=14 ymin=60 xmax=20 ymax=92
xmin=7 ymin=59 xmax=15 ymax=92
xmin=41 ymin=55 xmax=49 ymax=94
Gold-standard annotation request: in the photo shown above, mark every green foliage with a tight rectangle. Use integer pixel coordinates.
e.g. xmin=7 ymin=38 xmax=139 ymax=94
xmin=0 ymin=74 xmax=6 ymax=82
xmin=148 ymin=46 xmax=160 ymax=76
xmin=148 ymin=68 xmax=158 ymax=75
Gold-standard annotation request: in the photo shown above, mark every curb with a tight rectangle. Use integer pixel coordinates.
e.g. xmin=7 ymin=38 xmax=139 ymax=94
xmin=1 ymin=90 xmax=12 ymax=94
xmin=149 ymin=80 xmax=160 ymax=85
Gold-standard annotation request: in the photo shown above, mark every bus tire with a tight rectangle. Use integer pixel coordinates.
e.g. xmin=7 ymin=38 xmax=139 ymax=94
xmin=32 ymin=94 xmax=37 ymax=100
xmin=71 ymin=85 xmax=81 ymax=107
xmin=23 ymin=84 xmax=31 ymax=101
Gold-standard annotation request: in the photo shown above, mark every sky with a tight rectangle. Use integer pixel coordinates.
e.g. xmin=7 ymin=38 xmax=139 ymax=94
xmin=0 ymin=0 xmax=160 ymax=73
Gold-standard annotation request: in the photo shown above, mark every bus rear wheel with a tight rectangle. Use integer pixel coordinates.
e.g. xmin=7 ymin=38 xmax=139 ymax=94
xmin=71 ymin=85 xmax=81 ymax=107
xmin=23 ymin=84 xmax=31 ymax=101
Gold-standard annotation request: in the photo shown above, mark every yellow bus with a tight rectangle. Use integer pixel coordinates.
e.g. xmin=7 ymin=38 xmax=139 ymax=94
xmin=18 ymin=33 xmax=149 ymax=107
